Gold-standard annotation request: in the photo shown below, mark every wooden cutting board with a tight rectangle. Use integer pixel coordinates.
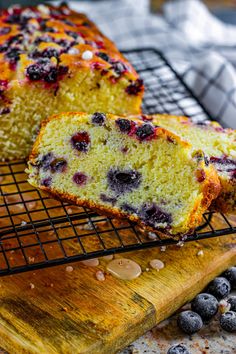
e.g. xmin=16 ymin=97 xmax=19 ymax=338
xmin=0 ymin=214 xmax=235 ymax=354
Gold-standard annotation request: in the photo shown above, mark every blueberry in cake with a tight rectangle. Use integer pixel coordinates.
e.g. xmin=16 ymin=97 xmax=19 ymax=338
xmin=146 ymin=114 xmax=236 ymax=213
xmin=27 ymin=112 xmax=221 ymax=237
xmin=0 ymin=3 xmax=143 ymax=160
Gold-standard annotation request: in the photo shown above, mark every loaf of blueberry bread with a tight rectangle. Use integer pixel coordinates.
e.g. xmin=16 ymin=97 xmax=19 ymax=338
xmin=27 ymin=112 xmax=221 ymax=237
xmin=147 ymin=114 xmax=236 ymax=213
xmin=0 ymin=3 xmax=143 ymax=160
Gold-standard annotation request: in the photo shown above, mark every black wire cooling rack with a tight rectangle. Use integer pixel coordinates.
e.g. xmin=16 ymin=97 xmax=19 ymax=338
xmin=0 ymin=48 xmax=235 ymax=276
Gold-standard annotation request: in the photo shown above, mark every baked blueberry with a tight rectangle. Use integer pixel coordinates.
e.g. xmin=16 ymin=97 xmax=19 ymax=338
xmin=167 ymin=344 xmax=190 ymax=354
xmin=227 ymin=296 xmax=236 ymax=312
xmin=71 ymin=132 xmax=90 ymax=152
xmin=220 ymin=311 xmax=236 ymax=332
xmin=26 ymin=64 xmax=45 ymax=81
xmin=111 ymin=60 xmax=127 ymax=75
xmin=116 ymin=118 xmax=132 ymax=134
xmin=107 ymin=168 xmax=141 ymax=194
xmin=91 ymin=112 xmax=106 ymax=126
xmin=136 ymin=123 xmax=155 ymax=141
xmin=100 ymin=193 xmax=117 ymax=205
xmin=5 ymin=47 xmax=23 ymax=66
xmin=139 ymin=203 xmax=172 ymax=228
xmin=73 ymin=172 xmax=87 ymax=186
xmin=121 ymin=203 xmax=138 ymax=215
xmin=50 ymin=158 xmax=67 ymax=173
xmin=125 ymin=79 xmax=143 ymax=95
xmin=222 ymin=267 xmax=236 ymax=289
xmin=0 ymin=27 xmax=11 ymax=35
xmin=206 ymin=277 xmax=231 ymax=299
xmin=39 ymin=153 xmax=53 ymax=170
xmin=177 ymin=311 xmax=203 ymax=335
xmin=44 ymin=67 xmax=58 ymax=83
xmin=41 ymin=177 xmax=52 ymax=187
xmin=42 ymin=48 xmax=60 ymax=59
xmin=96 ymin=52 xmax=110 ymax=62
xmin=191 ymin=293 xmax=218 ymax=321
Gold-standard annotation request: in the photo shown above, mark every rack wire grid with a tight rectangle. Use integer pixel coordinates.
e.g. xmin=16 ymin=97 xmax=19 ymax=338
xmin=0 ymin=48 xmax=235 ymax=276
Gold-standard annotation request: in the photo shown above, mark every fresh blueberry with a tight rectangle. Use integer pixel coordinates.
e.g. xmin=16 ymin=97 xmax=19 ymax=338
xmin=116 ymin=118 xmax=132 ymax=133
xmin=139 ymin=203 xmax=172 ymax=228
xmin=222 ymin=267 xmax=236 ymax=289
xmin=125 ymin=79 xmax=143 ymax=95
xmin=227 ymin=296 xmax=236 ymax=312
xmin=167 ymin=344 xmax=190 ymax=354
xmin=73 ymin=172 xmax=87 ymax=186
xmin=91 ymin=112 xmax=106 ymax=126
xmin=220 ymin=311 xmax=236 ymax=332
xmin=107 ymin=168 xmax=141 ymax=194
xmin=71 ymin=132 xmax=90 ymax=152
xmin=50 ymin=158 xmax=67 ymax=173
xmin=136 ymin=123 xmax=155 ymax=141
xmin=100 ymin=194 xmax=117 ymax=205
xmin=191 ymin=293 xmax=218 ymax=321
xmin=177 ymin=311 xmax=203 ymax=335
xmin=207 ymin=277 xmax=231 ymax=300
xmin=41 ymin=177 xmax=52 ymax=187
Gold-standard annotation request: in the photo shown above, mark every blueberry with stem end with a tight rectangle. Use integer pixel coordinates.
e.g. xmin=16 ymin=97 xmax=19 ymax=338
xmin=220 ymin=311 xmax=236 ymax=332
xmin=177 ymin=311 xmax=203 ymax=335
xmin=191 ymin=293 xmax=218 ymax=321
xmin=206 ymin=277 xmax=231 ymax=299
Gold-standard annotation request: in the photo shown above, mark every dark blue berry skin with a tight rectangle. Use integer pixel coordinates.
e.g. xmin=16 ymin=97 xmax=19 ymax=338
xmin=220 ymin=311 xmax=236 ymax=332
xmin=50 ymin=158 xmax=67 ymax=173
xmin=223 ymin=267 xmax=236 ymax=289
xmin=227 ymin=296 xmax=236 ymax=312
xmin=71 ymin=132 xmax=90 ymax=152
xmin=116 ymin=119 xmax=132 ymax=134
xmin=107 ymin=168 xmax=141 ymax=195
xmin=136 ymin=123 xmax=155 ymax=141
xmin=91 ymin=112 xmax=106 ymax=126
xmin=139 ymin=203 xmax=172 ymax=228
xmin=191 ymin=293 xmax=218 ymax=321
xmin=167 ymin=344 xmax=190 ymax=354
xmin=39 ymin=153 xmax=53 ymax=171
xmin=177 ymin=311 xmax=203 ymax=335
xmin=207 ymin=277 xmax=231 ymax=300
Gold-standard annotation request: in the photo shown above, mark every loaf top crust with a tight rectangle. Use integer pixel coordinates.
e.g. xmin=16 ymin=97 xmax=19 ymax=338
xmin=0 ymin=3 xmax=142 ymax=107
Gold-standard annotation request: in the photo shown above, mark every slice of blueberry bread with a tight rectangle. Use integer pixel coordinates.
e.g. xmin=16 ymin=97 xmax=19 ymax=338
xmin=146 ymin=114 xmax=236 ymax=213
xmin=27 ymin=112 xmax=220 ymax=237
xmin=0 ymin=3 xmax=143 ymax=160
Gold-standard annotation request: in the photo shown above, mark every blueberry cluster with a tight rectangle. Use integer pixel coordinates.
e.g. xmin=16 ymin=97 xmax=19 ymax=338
xmin=177 ymin=267 xmax=236 ymax=335
xmin=167 ymin=267 xmax=236 ymax=354
xmin=26 ymin=59 xmax=69 ymax=84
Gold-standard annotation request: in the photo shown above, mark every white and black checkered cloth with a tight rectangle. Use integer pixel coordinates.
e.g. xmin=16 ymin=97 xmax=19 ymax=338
xmin=57 ymin=0 xmax=236 ymax=128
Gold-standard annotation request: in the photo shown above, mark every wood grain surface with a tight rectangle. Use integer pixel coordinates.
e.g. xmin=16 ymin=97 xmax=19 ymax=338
xmin=0 ymin=213 xmax=235 ymax=354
